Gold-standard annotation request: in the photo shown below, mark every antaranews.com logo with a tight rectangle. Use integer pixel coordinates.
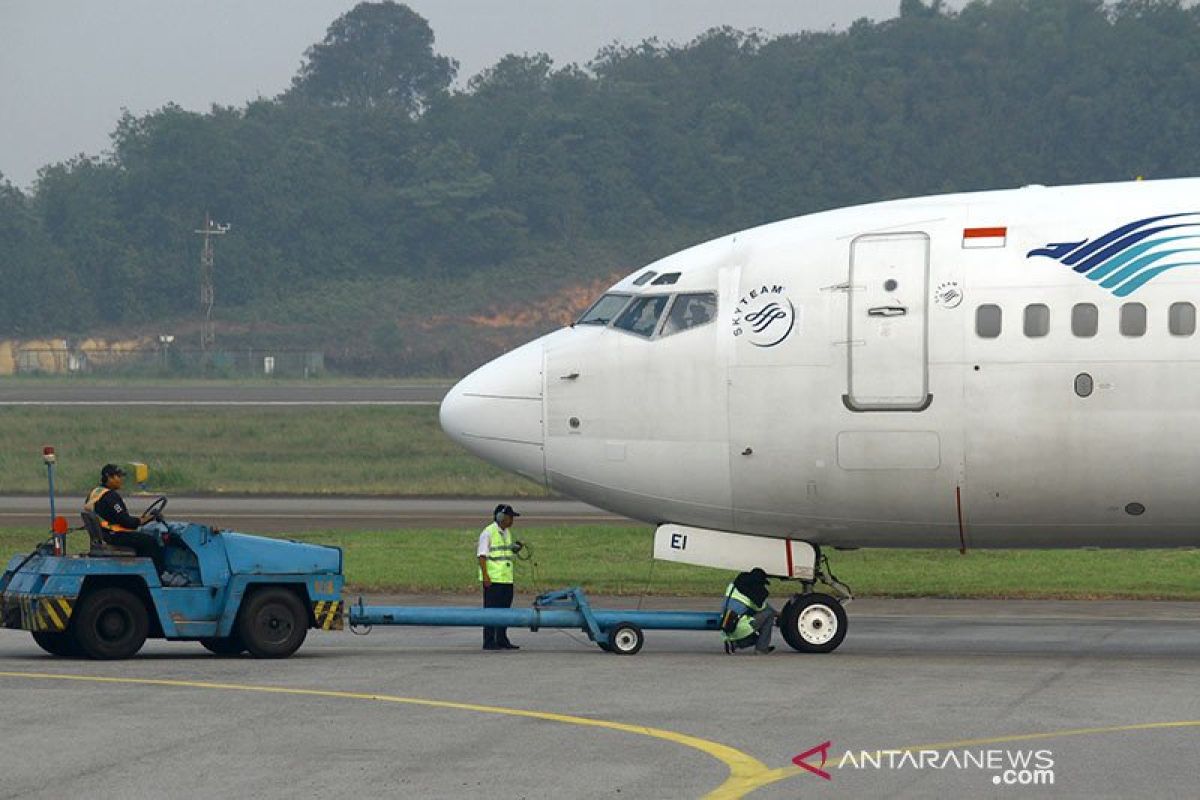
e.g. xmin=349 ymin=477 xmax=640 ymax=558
xmin=793 ymin=742 xmax=1055 ymax=787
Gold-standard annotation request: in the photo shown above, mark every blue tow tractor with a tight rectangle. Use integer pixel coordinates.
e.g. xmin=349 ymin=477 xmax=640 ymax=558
xmin=0 ymin=452 xmax=842 ymax=658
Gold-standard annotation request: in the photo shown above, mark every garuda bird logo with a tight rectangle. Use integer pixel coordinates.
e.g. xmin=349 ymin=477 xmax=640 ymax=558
xmin=1027 ymin=213 xmax=1200 ymax=297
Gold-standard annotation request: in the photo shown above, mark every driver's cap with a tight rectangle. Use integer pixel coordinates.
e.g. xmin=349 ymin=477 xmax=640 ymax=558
xmin=100 ymin=463 xmax=126 ymax=481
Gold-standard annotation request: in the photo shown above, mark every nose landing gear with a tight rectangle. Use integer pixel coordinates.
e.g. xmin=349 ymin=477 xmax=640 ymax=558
xmin=779 ymin=548 xmax=852 ymax=653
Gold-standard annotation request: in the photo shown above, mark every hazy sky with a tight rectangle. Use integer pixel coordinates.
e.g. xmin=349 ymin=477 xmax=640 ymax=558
xmin=1 ymin=1 xmax=914 ymax=189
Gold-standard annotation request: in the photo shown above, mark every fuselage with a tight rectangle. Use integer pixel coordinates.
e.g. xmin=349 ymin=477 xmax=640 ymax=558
xmin=441 ymin=177 xmax=1200 ymax=548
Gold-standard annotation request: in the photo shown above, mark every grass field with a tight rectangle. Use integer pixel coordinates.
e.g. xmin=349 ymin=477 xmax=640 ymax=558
xmin=0 ymin=405 xmax=543 ymax=496
xmin=0 ymin=376 xmax=453 ymax=387
xmin=3 ymin=526 xmax=1198 ymax=599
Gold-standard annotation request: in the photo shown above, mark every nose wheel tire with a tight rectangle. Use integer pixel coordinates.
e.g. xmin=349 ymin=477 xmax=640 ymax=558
xmin=780 ymin=593 xmax=847 ymax=653
xmin=236 ymin=587 xmax=308 ymax=659
xmin=73 ymin=587 xmax=149 ymax=660
xmin=605 ymin=622 xmax=644 ymax=655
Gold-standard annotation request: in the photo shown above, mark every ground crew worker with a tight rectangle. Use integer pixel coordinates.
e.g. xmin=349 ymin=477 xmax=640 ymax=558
xmin=477 ymin=503 xmax=522 ymax=650
xmin=720 ymin=567 xmax=776 ymax=654
xmin=84 ymin=463 xmax=167 ymax=576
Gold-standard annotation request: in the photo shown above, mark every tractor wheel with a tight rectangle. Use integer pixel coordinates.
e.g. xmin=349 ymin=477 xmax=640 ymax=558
xmin=237 ymin=588 xmax=308 ymax=659
xmin=32 ymin=631 xmax=80 ymax=657
xmin=199 ymin=636 xmax=246 ymax=656
xmin=73 ymin=587 xmax=149 ymax=660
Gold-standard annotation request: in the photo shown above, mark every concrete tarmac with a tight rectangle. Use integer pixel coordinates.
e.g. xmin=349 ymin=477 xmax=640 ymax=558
xmin=0 ymin=383 xmax=449 ymax=405
xmin=0 ymin=496 xmax=627 ymax=530
xmin=1 ymin=598 xmax=1197 ymax=798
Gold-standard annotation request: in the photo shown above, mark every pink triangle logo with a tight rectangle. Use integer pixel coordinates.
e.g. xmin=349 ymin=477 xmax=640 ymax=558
xmin=792 ymin=740 xmax=833 ymax=781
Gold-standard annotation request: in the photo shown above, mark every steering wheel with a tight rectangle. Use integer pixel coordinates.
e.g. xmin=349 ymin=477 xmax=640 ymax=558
xmin=143 ymin=495 xmax=168 ymax=523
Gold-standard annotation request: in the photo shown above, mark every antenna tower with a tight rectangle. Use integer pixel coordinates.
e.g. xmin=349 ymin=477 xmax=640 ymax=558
xmin=194 ymin=213 xmax=230 ymax=353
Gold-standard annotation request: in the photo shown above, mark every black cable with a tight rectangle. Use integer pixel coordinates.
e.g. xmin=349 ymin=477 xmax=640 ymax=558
xmin=635 ymin=549 xmax=657 ymax=612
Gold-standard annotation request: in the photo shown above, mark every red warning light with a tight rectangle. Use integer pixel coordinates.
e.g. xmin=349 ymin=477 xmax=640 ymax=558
xmin=52 ymin=516 xmax=69 ymax=534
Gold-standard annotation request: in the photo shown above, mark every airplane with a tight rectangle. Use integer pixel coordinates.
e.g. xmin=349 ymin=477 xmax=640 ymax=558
xmin=439 ymin=176 xmax=1200 ymax=653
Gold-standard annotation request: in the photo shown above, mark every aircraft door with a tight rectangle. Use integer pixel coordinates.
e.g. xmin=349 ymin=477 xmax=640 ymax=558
xmin=846 ymin=232 xmax=931 ymax=411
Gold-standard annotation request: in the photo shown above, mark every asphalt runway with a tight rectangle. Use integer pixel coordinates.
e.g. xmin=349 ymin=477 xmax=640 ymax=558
xmin=1 ymin=598 xmax=1197 ymax=798
xmin=0 ymin=496 xmax=627 ymax=531
xmin=0 ymin=383 xmax=449 ymax=405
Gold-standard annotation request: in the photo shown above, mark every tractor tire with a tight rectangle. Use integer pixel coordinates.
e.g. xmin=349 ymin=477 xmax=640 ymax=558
xmin=779 ymin=593 xmax=847 ymax=654
xmin=199 ymin=636 xmax=246 ymax=656
xmin=32 ymin=631 xmax=80 ymax=657
xmin=73 ymin=587 xmax=149 ymax=660
xmin=236 ymin=587 xmax=308 ymax=659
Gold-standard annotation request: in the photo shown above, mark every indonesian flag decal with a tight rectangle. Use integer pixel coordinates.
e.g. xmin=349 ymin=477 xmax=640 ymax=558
xmin=962 ymin=226 xmax=1007 ymax=249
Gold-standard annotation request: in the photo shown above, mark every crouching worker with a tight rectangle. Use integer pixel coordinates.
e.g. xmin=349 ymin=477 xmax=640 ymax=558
xmin=720 ymin=567 xmax=776 ymax=654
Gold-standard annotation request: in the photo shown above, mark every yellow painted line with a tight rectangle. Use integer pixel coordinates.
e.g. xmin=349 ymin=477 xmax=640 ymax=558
xmin=734 ymin=719 xmax=1200 ymax=795
xmin=0 ymin=671 xmax=771 ymax=799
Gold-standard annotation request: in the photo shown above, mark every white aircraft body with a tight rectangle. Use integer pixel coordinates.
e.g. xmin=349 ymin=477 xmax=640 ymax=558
xmin=440 ymin=177 xmax=1200 ymax=651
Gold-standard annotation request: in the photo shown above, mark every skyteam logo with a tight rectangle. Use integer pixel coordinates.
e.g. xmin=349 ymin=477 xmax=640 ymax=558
xmin=1027 ymin=213 xmax=1200 ymax=297
xmin=732 ymin=284 xmax=797 ymax=347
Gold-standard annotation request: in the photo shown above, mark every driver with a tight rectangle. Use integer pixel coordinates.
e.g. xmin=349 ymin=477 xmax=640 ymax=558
xmin=84 ymin=464 xmax=178 ymax=582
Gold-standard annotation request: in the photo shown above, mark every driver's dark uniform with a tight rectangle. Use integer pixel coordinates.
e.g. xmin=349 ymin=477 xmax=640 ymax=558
xmin=84 ymin=487 xmax=166 ymax=574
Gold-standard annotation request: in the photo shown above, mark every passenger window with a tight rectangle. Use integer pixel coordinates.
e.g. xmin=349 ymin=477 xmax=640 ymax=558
xmin=1023 ymin=304 xmax=1050 ymax=337
xmin=1169 ymin=302 xmax=1196 ymax=336
xmin=1071 ymin=303 xmax=1098 ymax=337
xmin=661 ymin=293 xmax=718 ymax=336
xmin=1120 ymin=303 xmax=1146 ymax=337
xmin=975 ymin=304 xmax=1002 ymax=338
xmin=614 ymin=295 xmax=670 ymax=337
xmin=576 ymin=293 xmax=630 ymax=326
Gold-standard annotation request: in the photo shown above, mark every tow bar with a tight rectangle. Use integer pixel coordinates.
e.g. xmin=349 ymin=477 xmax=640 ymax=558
xmin=348 ymin=587 xmax=721 ymax=655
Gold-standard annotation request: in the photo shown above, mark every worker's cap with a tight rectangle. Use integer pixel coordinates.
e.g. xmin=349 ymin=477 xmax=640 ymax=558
xmin=100 ymin=463 xmax=126 ymax=480
xmin=494 ymin=503 xmax=520 ymax=518
xmin=748 ymin=567 xmax=770 ymax=584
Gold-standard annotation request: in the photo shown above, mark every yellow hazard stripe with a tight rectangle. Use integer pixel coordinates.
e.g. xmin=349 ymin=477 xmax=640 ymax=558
xmin=42 ymin=600 xmax=63 ymax=631
xmin=8 ymin=595 xmax=74 ymax=632
xmin=311 ymin=601 xmax=343 ymax=631
xmin=47 ymin=597 xmax=72 ymax=632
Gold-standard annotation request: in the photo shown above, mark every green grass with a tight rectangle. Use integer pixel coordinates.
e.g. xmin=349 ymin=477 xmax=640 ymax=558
xmin=4 ymin=526 xmax=1198 ymax=599
xmin=0 ymin=406 xmax=543 ymax=497
xmin=0 ymin=376 xmax=453 ymax=386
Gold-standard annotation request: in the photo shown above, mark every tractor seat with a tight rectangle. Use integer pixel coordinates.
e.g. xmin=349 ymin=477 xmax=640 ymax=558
xmin=80 ymin=510 xmax=138 ymax=557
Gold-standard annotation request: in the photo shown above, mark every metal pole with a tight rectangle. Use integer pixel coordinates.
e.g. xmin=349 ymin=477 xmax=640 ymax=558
xmin=47 ymin=461 xmax=56 ymax=527
xmin=43 ymin=446 xmax=61 ymax=555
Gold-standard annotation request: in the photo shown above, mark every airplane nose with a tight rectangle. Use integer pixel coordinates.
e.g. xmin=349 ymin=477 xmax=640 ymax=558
xmin=439 ymin=339 xmax=545 ymax=484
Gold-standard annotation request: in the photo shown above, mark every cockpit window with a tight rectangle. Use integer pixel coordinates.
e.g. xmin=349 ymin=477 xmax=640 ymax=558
xmin=614 ymin=295 xmax=670 ymax=337
xmin=660 ymin=292 xmax=718 ymax=336
xmin=632 ymin=271 xmax=657 ymax=286
xmin=651 ymin=272 xmax=681 ymax=286
xmin=577 ymin=293 xmax=631 ymax=326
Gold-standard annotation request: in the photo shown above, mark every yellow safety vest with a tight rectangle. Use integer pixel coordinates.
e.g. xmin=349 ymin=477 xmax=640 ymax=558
xmin=721 ymin=583 xmax=763 ymax=643
xmin=477 ymin=522 xmax=514 ymax=584
xmin=83 ymin=487 xmax=135 ymax=533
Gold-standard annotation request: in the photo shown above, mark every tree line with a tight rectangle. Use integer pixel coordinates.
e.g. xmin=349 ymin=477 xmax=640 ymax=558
xmin=2 ymin=0 xmax=1199 ymax=371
